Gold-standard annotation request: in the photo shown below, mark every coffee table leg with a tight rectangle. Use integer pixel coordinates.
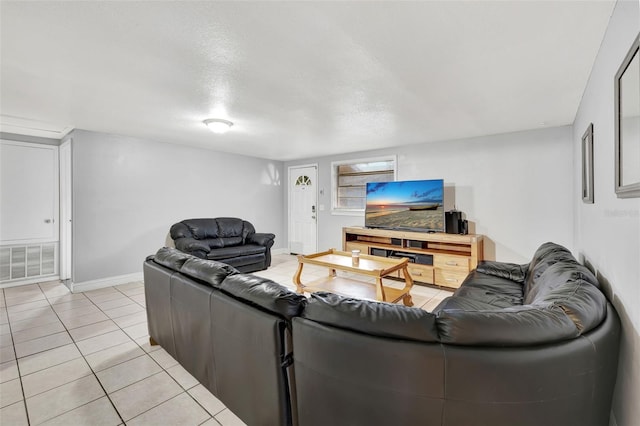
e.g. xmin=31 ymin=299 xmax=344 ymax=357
xmin=401 ymin=267 xmax=414 ymax=306
xmin=293 ymin=261 xmax=305 ymax=294
xmin=375 ymin=277 xmax=386 ymax=301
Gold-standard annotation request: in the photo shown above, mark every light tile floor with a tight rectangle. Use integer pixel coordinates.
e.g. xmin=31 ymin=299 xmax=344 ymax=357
xmin=0 ymin=254 xmax=452 ymax=425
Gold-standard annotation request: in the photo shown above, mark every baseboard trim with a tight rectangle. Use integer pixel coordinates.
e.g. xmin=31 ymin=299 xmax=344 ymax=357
xmin=71 ymin=272 xmax=143 ymax=293
xmin=272 ymin=248 xmax=290 ymax=255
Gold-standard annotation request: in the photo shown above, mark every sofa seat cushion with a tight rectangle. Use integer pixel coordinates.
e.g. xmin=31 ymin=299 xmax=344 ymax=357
xmin=221 ymin=254 xmax=266 ymax=268
xmin=476 ymin=260 xmax=527 ymax=283
xmin=433 ymin=295 xmax=505 ymax=312
xmin=206 ymin=244 xmax=266 ymax=261
xmin=303 ymin=292 xmax=439 ymax=343
xmin=220 ymin=274 xmax=307 ymax=320
xmin=452 ymin=271 xmax=524 ymax=308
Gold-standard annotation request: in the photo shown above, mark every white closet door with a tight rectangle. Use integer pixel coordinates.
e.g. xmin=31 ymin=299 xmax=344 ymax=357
xmin=0 ymin=140 xmax=59 ymax=244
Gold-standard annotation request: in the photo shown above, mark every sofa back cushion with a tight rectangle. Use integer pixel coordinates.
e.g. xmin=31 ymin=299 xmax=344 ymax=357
xmin=523 ymin=242 xmax=576 ymax=297
xmin=216 ymin=217 xmax=255 ymax=240
xmin=220 ymin=274 xmax=306 ymax=320
xmin=179 ymin=257 xmax=239 ymax=288
xmin=170 ymin=218 xmax=256 ymax=249
xmin=525 ymin=260 xmax=598 ymax=304
xmin=303 ymin=292 xmax=439 ymax=342
xmin=527 ymin=263 xmax=606 ymax=333
xmin=435 ymin=304 xmax=581 ymax=345
xmin=522 ymin=242 xmax=606 ymax=333
xmin=153 ymin=247 xmax=193 ymax=271
xmin=171 ymin=219 xmax=220 ymax=240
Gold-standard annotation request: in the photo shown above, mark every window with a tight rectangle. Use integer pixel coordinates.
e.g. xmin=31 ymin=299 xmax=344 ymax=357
xmin=331 ymin=156 xmax=396 ymax=214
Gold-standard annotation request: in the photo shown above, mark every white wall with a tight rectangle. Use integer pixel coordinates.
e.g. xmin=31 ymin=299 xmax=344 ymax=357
xmin=285 ymin=125 xmax=574 ymax=263
xmin=68 ymin=129 xmax=284 ymax=284
xmin=572 ymin=1 xmax=639 ymax=425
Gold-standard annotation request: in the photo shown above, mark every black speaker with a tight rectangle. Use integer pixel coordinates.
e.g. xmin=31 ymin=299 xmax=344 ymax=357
xmin=371 ymin=248 xmax=388 ymax=257
xmin=414 ymin=254 xmax=433 ymax=265
xmin=459 ymin=219 xmax=469 ymax=235
xmin=446 ymin=211 xmax=462 ymax=234
xmin=407 ymin=240 xmax=427 ymax=249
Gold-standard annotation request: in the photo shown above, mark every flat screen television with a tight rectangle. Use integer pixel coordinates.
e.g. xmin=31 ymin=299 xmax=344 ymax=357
xmin=365 ymin=179 xmax=445 ymax=232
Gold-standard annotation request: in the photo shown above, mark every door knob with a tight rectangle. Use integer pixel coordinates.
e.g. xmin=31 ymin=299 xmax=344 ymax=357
xmin=312 ymin=216 xmax=316 ymax=219
xmin=44 ymin=219 xmax=52 ymax=223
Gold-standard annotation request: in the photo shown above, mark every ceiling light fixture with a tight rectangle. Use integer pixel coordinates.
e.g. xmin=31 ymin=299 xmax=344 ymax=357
xmin=203 ymin=118 xmax=233 ymax=134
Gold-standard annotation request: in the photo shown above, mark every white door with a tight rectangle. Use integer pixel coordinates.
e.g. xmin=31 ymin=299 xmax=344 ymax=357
xmin=0 ymin=141 xmax=59 ymax=243
xmin=289 ymin=165 xmax=317 ymax=254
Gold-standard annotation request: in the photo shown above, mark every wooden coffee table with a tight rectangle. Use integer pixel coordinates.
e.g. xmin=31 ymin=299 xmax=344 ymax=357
xmin=293 ymin=249 xmax=414 ymax=306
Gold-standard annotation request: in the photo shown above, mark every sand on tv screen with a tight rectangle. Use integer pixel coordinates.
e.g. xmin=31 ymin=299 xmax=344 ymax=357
xmin=365 ymin=179 xmax=445 ymax=232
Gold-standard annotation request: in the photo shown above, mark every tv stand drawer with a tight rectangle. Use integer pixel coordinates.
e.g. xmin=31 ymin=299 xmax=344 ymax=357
xmin=402 ymin=264 xmax=434 ymax=285
xmin=434 ymin=269 xmax=468 ymax=288
xmin=434 ymin=255 xmax=470 ymax=271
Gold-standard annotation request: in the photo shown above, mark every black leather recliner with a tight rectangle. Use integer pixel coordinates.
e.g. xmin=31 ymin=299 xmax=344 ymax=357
xmin=170 ymin=217 xmax=275 ymax=273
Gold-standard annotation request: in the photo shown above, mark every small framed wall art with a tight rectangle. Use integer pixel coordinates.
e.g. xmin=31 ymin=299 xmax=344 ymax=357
xmin=582 ymin=123 xmax=594 ymax=204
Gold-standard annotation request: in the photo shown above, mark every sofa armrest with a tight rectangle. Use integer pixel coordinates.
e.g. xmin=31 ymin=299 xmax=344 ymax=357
xmin=175 ymin=237 xmax=210 ymax=254
xmin=476 ymin=260 xmax=528 ymax=283
xmin=247 ymin=233 xmax=275 ymax=248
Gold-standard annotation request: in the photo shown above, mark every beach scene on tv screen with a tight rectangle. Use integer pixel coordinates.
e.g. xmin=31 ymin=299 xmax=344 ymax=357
xmin=365 ymin=180 xmax=444 ymax=231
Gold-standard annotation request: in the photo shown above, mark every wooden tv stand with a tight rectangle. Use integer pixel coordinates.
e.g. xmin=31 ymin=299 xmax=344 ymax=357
xmin=343 ymin=227 xmax=483 ymax=289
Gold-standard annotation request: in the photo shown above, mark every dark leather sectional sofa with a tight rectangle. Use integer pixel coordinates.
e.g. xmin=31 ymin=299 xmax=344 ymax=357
xmin=170 ymin=217 xmax=275 ymax=273
xmin=143 ymin=242 xmax=620 ymax=426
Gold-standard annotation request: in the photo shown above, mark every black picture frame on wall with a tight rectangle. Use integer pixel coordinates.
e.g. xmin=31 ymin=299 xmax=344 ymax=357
xmin=582 ymin=123 xmax=594 ymax=204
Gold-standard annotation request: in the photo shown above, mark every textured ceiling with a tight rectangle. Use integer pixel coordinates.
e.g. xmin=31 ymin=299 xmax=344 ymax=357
xmin=0 ymin=1 xmax=615 ymax=160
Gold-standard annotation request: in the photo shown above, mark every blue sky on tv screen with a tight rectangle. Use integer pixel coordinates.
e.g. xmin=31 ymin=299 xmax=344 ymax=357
xmin=366 ymin=180 xmax=443 ymax=206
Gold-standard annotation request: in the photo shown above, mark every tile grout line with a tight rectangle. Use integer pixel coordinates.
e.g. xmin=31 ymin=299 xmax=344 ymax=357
xmin=1 ymin=283 xmax=32 ymax=426
xmin=98 ymin=281 xmax=229 ymax=423
xmin=82 ymin=280 xmax=223 ymax=424
xmin=108 ymin=281 xmax=227 ymax=423
xmin=22 ymin=280 xmax=128 ymax=426
xmin=20 ymin=280 xmax=215 ymax=425
xmin=8 ymin=284 xmax=133 ymax=424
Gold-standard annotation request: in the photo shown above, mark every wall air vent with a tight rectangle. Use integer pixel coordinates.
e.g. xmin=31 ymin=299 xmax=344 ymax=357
xmin=0 ymin=243 xmax=58 ymax=284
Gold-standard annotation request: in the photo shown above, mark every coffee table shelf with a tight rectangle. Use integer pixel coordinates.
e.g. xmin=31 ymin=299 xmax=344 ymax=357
xmin=293 ymin=249 xmax=414 ymax=306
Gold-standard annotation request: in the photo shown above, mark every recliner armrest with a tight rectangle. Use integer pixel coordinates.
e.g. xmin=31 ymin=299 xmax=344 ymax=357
xmin=247 ymin=232 xmax=275 ymax=248
xmin=476 ymin=260 xmax=528 ymax=283
xmin=175 ymin=237 xmax=210 ymax=254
